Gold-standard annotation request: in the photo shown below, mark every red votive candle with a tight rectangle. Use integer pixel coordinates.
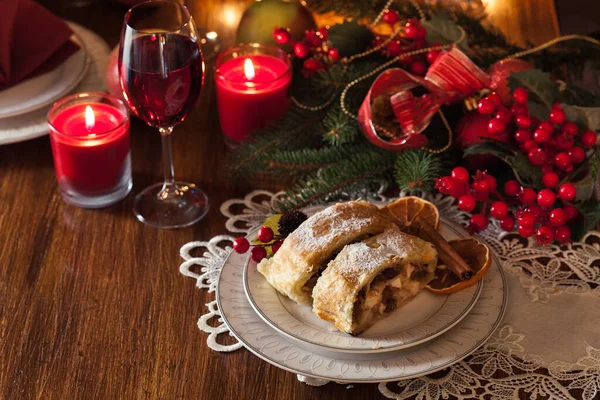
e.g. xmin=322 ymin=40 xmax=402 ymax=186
xmin=48 ymin=92 xmax=132 ymax=208
xmin=215 ymin=44 xmax=292 ymax=144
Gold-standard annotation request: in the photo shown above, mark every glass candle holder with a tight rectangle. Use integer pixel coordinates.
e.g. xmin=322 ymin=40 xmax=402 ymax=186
xmin=215 ymin=43 xmax=292 ymax=144
xmin=48 ymin=92 xmax=132 ymax=208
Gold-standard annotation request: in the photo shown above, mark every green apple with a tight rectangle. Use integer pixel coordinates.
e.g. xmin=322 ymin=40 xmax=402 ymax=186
xmin=236 ymin=0 xmax=317 ymax=47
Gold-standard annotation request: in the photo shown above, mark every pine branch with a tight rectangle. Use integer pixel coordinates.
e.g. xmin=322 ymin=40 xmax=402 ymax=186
xmin=322 ymin=105 xmax=360 ymax=146
xmin=276 ymin=150 xmax=395 ymax=211
xmin=295 ymin=61 xmax=381 ymax=102
xmin=265 ymin=144 xmax=366 ymax=175
xmin=229 ymin=1 xmax=599 ymax=203
xmin=394 ymin=149 xmax=443 ymax=193
xmin=228 ymin=107 xmax=324 ymax=178
xmin=229 ymin=61 xmax=383 ymax=179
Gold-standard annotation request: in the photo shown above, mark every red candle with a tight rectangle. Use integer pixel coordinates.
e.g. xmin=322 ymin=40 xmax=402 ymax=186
xmin=48 ymin=93 xmax=132 ymax=208
xmin=215 ymin=44 xmax=292 ymax=143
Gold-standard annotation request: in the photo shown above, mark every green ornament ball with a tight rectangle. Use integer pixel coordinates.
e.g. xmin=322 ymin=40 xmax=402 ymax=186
xmin=236 ymin=0 xmax=317 ymax=47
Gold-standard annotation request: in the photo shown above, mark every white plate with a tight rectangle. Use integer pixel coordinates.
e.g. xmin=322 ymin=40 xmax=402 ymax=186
xmin=0 ymin=28 xmax=89 ymax=119
xmin=244 ymin=216 xmax=482 ymax=354
xmin=0 ymin=23 xmax=109 ymax=145
xmin=217 ymin=224 xmax=507 ymax=382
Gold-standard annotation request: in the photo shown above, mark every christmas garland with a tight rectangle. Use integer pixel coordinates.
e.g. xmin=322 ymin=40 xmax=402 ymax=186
xmin=229 ymin=0 xmax=600 ymax=243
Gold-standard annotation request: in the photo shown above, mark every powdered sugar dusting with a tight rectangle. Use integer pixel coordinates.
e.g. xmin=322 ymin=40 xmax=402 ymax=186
xmin=290 ymin=202 xmax=387 ymax=252
xmin=334 ymin=229 xmax=435 ymax=277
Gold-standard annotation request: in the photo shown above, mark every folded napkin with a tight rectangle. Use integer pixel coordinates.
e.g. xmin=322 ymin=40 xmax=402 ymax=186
xmin=0 ymin=0 xmax=80 ymax=90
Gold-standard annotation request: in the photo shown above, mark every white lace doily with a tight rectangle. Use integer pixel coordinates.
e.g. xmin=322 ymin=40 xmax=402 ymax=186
xmin=180 ymin=190 xmax=600 ymax=399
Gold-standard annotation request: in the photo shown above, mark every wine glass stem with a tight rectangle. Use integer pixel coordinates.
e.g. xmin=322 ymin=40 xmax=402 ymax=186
xmin=159 ymin=127 xmax=176 ymax=192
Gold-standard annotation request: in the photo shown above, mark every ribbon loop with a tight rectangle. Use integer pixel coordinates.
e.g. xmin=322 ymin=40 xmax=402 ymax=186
xmin=359 ymin=46 xmax=490 ymax=151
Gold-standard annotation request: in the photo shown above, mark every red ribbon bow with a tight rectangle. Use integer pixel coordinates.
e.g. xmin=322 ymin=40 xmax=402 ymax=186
xmin=359 ymin=46 xmax=491 ymax=151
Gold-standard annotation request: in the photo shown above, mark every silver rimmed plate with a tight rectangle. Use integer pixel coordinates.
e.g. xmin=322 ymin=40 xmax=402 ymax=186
xmin=217 ymin=220 xmax=508 ymax=382
xmin=244 ymin=216 xmax=483 ymax=354
xmin=0 ymin=26 xmax=89 ymax=119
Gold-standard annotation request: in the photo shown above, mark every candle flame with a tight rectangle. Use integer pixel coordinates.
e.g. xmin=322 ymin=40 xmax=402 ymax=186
xmin=244 ymin=58 xmax=255 ymax=80
xmin=85 ymin=105 xmax=95 ymax=131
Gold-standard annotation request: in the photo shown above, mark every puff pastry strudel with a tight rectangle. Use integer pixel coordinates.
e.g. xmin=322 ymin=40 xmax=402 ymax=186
xmin=257 ymin=201 xmax=396 ymax=305
xmin=312 ymin=228 xmax=438 ymax=335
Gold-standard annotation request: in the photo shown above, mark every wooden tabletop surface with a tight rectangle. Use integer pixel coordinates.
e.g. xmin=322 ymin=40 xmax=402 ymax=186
xmin=0 ymin=1 xmax=562 ymax=399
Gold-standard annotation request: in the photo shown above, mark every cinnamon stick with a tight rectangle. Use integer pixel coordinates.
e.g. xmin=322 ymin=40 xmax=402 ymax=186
xmin=413 ymin=216 xmax=474 ymax=281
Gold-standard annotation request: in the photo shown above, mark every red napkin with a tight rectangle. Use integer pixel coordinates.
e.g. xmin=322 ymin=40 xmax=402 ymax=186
xmin=0 ymin=0 xmax=80 ymax=90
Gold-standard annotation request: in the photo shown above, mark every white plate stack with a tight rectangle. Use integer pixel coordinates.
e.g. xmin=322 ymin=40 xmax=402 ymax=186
xmin=0 ymin=23 xmax=110 ymax=145
xmin=216 ymin=204 xmax=508 ymax=382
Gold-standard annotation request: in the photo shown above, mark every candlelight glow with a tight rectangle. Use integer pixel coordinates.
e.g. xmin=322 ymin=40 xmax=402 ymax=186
xmin=85 ymin=106 xmax=95 ymax=130
xmin=222 ymin=6 xmax=238 ymax=27
xmin=244 ymin=58 xmax=255 ymax=80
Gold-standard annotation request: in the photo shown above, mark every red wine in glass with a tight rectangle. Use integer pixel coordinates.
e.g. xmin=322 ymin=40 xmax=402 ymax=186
xmin=119 ymin=1 xmax=208 ymax=229
xmin=120 ymin=34 xmax=204 ymax=128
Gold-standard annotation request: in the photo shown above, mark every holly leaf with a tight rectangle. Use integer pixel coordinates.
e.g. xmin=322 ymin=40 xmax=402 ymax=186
xmin=422 ymin=14 xmax=469 ymax=51
xmin=507 ymin=70 xmax=558 ymax=109
xmin=558 ymin=84 xmax=600 ymax=107
xmin=590 ymin=151 xmax=600 ymax=182
xmin=559 ymin=151 xmax=598 ymax=202
xmin=572 ymin=200 xmax=600 ymax=241
xmin=251 ymin=214 xmax=282 ymax=257
xmin=526 ymin=100 xmax=551 ymax=122
xmin=463 ymin=138 xmax=543 ymax=189
xmin=560 ymin=163 xmax=596 ymax=202
xmin=328 ymin=21 xmax=373 ymax=57
xmin=561 ymin=104 xmax=600 ymax=131
xmin=574 ymin=172 xmax=595 ymax=202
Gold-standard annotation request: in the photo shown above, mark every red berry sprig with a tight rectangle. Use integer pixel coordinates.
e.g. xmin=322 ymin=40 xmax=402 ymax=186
xmin=435 ymin=167 xmax=580 ymax=245
xmin=273 ymin=27 xmax=291 ymax=45
xmin=505 ymin=181 xmax=579 ymax=245
xmin=250 ymin=246 xmax=267 ymax=262
xmin=272 ymin=26 xmax=340 ymax=78
xmin=464 ymin=85 xmax=597 ymax=244
xmin=477 ymin=87 xmax=596 ymax=175
xmin=233 ymin=237 xmax=250 ymax=254
xmin=374 ymin=17 xmax=432 ymax=75
xmin=477 ymin=87 xmax=597 ymax=180
xmin=233 ymin=226 xmax=285 ymax=262
xmin=404 ymin=18 xmax=427 ymax=40
xmin=382 ymin=9 xmax=400 ymax=25
xmin=435 ymin=168 xmax=498 ymax=234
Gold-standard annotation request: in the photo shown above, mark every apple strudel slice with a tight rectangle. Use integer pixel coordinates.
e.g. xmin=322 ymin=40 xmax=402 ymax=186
xmin=312 ymin=228 xmax=438 ymax=335
xmin=257 ymin=201 xmax=396 ymax=305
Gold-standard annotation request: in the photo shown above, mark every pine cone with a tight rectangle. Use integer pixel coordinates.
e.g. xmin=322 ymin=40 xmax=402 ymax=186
xmin=278 ymin=210 xmax=308 ymax=236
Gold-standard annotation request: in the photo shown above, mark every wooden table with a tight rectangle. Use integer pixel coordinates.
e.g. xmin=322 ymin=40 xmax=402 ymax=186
xmin=0 ymin=1 xmax=562 ymax=398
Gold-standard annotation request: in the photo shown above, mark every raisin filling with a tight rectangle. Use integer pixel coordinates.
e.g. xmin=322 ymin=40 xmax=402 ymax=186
xmin=302 ymin=234 xmax=375 ymax=293
xmin=351 ymin=263 xmax=430 ymax=334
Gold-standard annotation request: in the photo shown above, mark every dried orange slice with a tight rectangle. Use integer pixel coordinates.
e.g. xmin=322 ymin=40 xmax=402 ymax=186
xmin=426 ymin=238 xmax=491 ymax=294
xmin=383 ymin=196 xmax=440 ymax=231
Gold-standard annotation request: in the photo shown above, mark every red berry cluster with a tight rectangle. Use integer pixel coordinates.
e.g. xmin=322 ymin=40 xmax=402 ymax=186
xmin=435 ymin=167 xmax=579 ymax=245
xmin=273 ymin=26 xmax=339 ymax=78
xmin=468 ymin=86 xmax=599 ymax=244
xmin=477 ymin=87 xmax=596 ymax=175
xmin=435 ymin=168 xmax=496 ymax=233
xmin=233 ymin=226 xmax=284 ymax=262
xmin=373 ymin=15 xmax=437 ymax=77
xmin=502 ymin=179 xmax=578 ymax=244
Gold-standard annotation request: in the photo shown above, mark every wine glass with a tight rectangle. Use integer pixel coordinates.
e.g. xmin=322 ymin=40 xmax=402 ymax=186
xmin=119 ymin=0 xmax=208 ymax=228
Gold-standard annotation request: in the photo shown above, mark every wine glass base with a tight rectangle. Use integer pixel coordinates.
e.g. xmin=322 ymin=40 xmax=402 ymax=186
xmin=133 ymin=181 xmax=209 ymax=229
